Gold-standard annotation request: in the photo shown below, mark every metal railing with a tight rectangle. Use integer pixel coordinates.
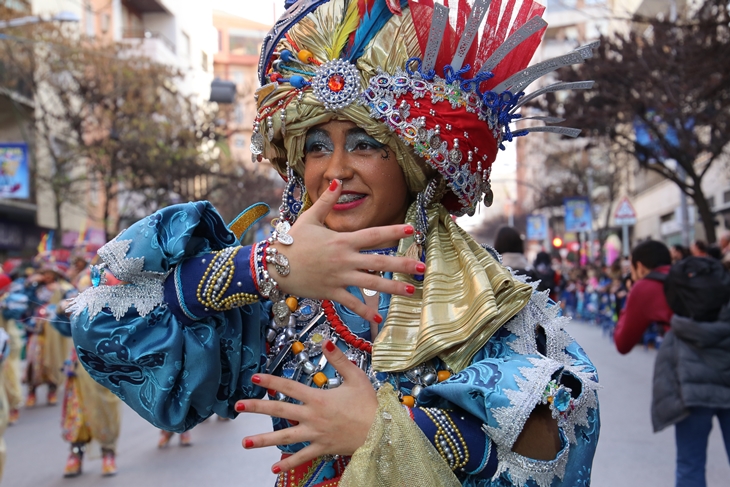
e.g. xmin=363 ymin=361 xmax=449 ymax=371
xmin=122 ymin=29 xmax=176 ymax=55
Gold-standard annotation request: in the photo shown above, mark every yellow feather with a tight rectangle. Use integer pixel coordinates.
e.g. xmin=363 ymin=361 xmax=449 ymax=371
xmin=325 ymin=0 xmax=360 ymax=60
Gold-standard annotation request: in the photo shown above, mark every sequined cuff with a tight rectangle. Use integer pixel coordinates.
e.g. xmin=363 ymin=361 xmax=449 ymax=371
xmin=163 ymin=246 xmax=259 ymax=324
xmin=412 ymin=407 xmax=495 ymax=479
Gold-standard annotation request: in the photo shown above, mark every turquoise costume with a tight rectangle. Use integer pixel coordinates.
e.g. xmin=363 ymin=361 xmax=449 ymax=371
xmin=70 ymin=202 xmax=599 ymax=486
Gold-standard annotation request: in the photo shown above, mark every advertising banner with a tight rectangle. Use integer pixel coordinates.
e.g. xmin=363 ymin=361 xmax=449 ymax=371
xmin=0 ymin=143 xmax=30 ymax=199
xmin=564 ymin=197 xmax=592 ymax=232
xmin=526 ymin=214 xmax=548 ymax=241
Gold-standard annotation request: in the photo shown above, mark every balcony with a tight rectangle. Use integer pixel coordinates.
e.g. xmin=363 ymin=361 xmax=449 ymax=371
xmin=122 ymin=0 xmax=169 ymax=14
xmin=121 ymin=29 xmax=177 ymax=66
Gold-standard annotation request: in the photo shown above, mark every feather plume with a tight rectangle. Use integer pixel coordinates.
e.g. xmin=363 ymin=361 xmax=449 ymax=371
xmin=346 ymin=0 xmax=406 ymax=61
xmin=325 ymin=0 xmax=361 ymax=60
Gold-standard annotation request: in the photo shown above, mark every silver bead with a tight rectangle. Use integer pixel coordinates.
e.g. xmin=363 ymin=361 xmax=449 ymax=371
xmin=422 ymin=372 xmax=437 ymax=386
xmin=301 ymin=361 xmax=316 ymax=375
xmin=284 ymin=328 xmax=297 ymax=340
xmin=271 ymin=317 xmax=284 ymax=330
xmin=295 ymin=351 xmax=309 ymax=364
xmin=411 ymin=384 xmax=423 ymax=398
xmin=275 ymin=392 xmax=287 ymax=401
xmin=328 ymin=377 xmax=342 ymax=388
xmin=288 ymin=315 xmax=297 ymax=328
xmin=265 ymin=327 xmax=277 ymax=343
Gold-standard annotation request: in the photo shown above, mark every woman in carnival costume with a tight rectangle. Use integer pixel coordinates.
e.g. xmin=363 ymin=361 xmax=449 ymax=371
xmin=69 ymin=1 xmax=600 ymax=485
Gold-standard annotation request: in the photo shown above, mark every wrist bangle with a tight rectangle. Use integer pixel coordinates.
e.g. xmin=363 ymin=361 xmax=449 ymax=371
xmin=254 ymin=240 xmax=291 ymax=326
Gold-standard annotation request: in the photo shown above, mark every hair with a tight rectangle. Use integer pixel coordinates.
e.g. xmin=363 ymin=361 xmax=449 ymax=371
xmin=493 ymin=226 xmax=524 ymax=254
xmin=707 ymin=244 xmax=723 ymax=260
xmin=671 ymin=244 xmax=690 ymax=259
xmin=534 ymin=251 xmax=551 ymax=267
xmin=631 ymin=240 xmax=672 ymax=270
xmin=694 ymin=240 xmax=708 ymax=254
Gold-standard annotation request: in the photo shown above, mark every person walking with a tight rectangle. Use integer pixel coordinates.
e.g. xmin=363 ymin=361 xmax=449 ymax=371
xmin=618 ymin=239 xmax=730 ymax=487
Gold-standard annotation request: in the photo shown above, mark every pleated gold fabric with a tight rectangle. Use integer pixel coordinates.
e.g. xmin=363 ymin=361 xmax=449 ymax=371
xmin=373 ymin=203 xmax=534 ymax=373
xmin=339 ymin=384 xmax=461 ymax=487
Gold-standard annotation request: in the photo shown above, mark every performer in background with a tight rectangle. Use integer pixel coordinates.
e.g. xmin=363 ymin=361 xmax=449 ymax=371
xmin=70 ymin=1 xmax=600 ymax=485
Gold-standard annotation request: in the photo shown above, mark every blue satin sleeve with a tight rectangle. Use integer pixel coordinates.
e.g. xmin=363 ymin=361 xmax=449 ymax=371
xmin=70 ymin=202 xmax=269 ymax=433
xmin=417 ymin=300 xmax=600 ymax=487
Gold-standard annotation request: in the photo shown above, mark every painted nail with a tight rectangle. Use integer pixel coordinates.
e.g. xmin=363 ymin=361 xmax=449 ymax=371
xmin=405 ymin=284 xmax=415 ymax=294
xmin=404 ymin=225 xmax=415 ymax=235
xmin=374 ymin=314 xmax=383 ymax=324
xmin=288 ymin=419 xmax=299 ymax=426
xmin=272 ymin=466 xmax=282 ymax=474
xmin=235 ymin=402 xmax=246 ymax=412
xmin=251 ymin=375 xmax=261 ymax=384
xmin=244 ymin=439 xmax=254 ymax=449
xmin=329 ymin=179 xmax=339 ymax=191
xmin=267 ymin=389 xmax=277 ymax=397
xmin=416 ymin=263 xmax=426 ymax=273
xmin=324 ymin=340 xmax=336 ymax=352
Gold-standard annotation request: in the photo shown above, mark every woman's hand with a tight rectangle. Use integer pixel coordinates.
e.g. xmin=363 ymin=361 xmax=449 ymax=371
xmin=236 ymin=340 xmax=378 ymax=474
xmin=272 ymin=179 xmax=424 ymax=324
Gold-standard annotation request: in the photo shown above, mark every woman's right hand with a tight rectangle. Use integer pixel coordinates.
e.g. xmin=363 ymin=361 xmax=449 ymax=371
xmin=271 ymin=179 xmax=424 ymax=324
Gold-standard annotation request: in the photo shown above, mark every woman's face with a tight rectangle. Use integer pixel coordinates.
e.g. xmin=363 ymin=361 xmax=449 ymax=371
xmin=303 ymin=120 xmax=410 ymax=234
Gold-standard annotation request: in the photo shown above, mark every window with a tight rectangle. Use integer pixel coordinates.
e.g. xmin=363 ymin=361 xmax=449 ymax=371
xmin=707 ymin=196 xmax=716 ymax=209
xmin=201 ymin=51 xmax=208 ymax=72
xmin=228 ymin=28 xmax=266 ymax=56
xmin=660 ymin=212 xmax=675 ymax=224
xmin=180 ymin=31 xmax=191 ymax=63
xmin=723 ymin=189 xmax=730 ymax=204
xmin=85 ymin=1 xmax=95 ymax=37
xmin=101 ymin=13 xmax=110 ymax=33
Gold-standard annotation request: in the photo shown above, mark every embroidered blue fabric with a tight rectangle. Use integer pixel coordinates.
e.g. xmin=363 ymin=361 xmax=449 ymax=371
xmin=70 ymin=202 xmax=599 ymax=486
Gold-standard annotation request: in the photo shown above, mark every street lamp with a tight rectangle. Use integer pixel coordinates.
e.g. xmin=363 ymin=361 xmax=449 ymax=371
xmin=0 ymin=11 xmax=80 ymax=30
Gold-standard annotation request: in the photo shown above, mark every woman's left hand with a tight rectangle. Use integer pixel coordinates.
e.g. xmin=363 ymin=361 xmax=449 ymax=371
xmin=236 ymin=340 xmax=378 ymax=474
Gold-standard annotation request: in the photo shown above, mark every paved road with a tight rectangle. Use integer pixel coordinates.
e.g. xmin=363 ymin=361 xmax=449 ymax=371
xmin=4 ymin=320 xmax=730 ymax=486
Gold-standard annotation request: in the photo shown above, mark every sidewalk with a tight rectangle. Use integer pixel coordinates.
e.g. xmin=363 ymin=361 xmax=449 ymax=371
xmin=567 ymin=319 xmax=730 ymax=487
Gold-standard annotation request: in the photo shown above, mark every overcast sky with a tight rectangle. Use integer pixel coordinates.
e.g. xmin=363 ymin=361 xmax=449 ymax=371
xmin=210 ymin=0 xmax=287 ymax=25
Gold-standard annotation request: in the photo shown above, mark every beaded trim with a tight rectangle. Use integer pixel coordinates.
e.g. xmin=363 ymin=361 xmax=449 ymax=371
xmin=421 ymin=407 xmax=470 ymax=471
xmin=322 ymin=300 xmax=372 ymax=355
xmin=175 ymin=264 xmax=200 ymax=321
xmin=196 ymin=247 xmax=258 ymax=312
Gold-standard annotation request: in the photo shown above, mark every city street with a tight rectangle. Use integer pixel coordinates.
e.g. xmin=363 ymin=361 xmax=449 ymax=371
xmin=4 ymin=319 xmax=730 ymax=486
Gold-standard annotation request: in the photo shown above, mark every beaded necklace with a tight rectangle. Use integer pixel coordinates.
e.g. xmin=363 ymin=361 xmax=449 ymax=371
xmin=322 ymin=299 xmax=372 ymax=355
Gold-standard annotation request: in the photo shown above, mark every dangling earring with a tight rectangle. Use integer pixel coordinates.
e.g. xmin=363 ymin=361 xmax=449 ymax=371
xmin=405 ymin=179 xmax=439 ymax=281
xmin=279 ymin=164 xmax=305 ymax=224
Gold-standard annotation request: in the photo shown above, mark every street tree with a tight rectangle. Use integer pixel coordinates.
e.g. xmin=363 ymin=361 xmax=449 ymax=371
xmin=543 ymin=0 xmax=730 ymax=243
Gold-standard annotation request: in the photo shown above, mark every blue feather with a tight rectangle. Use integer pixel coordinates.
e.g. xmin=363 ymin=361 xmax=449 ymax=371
xmin=345 ymin=0 xmax=407 ymax=61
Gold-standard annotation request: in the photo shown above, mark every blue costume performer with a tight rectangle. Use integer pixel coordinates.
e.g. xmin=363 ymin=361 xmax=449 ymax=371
xmin=69 ymin=1 xmax=600 ymax=485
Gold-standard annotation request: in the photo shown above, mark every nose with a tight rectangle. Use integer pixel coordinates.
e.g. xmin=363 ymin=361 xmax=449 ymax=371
xmin=321 ymin=145 xmax=354 ymax=184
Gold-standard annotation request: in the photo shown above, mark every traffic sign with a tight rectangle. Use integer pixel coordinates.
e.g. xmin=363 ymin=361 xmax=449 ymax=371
xmin=614 ymin=197 xmax=637 ymax=226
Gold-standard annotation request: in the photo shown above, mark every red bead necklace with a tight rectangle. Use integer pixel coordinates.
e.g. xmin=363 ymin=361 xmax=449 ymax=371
xmin=321 ymin=299 xmax=373 ymax=355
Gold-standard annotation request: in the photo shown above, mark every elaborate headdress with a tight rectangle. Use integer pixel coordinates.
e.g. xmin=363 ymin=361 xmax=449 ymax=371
xmin=252 ymin=0 xmax=595 ymax=371
xmin=253 ymin=0 xmax=594 ymax=217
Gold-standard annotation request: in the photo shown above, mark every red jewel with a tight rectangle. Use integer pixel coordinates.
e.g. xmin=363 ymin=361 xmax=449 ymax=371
xmin=322 ymin=300 xmax=373 ymax=354
xmin=327 ymin=74 xmax=345 ymax=92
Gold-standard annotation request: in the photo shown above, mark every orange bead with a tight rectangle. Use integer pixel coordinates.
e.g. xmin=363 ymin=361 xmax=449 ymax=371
xmin=291 ymin=341 xmax=305 ymax=355
xmin=437 ymin=370 xmax=451 ymax=382
xmin=401 ymin=395 xmax=415 ymax=407
xmin=312 ymin=372 xmax=328 ymax=388
xmin=286 ymin=296 xmax=298 ymax=312
xmin=297 ymin=49 xmax=313 ymax=63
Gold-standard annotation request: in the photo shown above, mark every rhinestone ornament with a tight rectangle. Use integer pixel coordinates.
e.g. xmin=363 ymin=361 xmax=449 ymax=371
xmin=311 ymin=59 xmax=361 ymax=110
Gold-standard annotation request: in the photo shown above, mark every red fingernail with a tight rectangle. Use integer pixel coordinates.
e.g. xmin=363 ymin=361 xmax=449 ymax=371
xmin=288 ymin=419 xmax=299 ymax=426
xmin=324 ymin=340 xmax=336 ymax=352
xmin=404 ymin=225 xmax=414 ymax=235
xmin=235 ymin=402 xmax=246 ymax=412
xmin=329 ymin=179 xmax=339 ymax=191
xmin=416 ymin=263 xmax=426 ymax=273
xmin=267 ymin=389 xmax=277 ymax=396
xmin=272 ymin=466 xmax=281 ymax=474
xmin=244 ymin=439 xmax=254 ymax=449
xmin=406 ymin=284 xmax=415 ymax=294
xmin=252 ymin=375 xmax=261 ymax=384
xmin=374 ymin=314 xmax=383 ymax=324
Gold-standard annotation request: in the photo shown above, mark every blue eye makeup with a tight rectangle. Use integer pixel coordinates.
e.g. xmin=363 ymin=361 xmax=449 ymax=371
xmin=345 ymin=131 xmax=386 ymax=152
xmin=304 ymin=130 xmax=334 ymax=154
